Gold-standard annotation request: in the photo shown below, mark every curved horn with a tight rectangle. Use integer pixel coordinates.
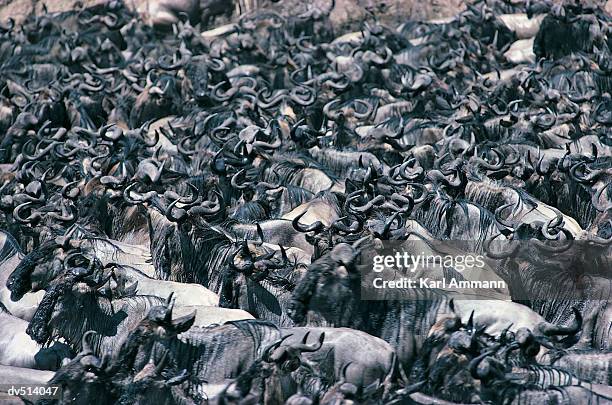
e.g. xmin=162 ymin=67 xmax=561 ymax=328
xmin=323 ymin=99 xmax=342 ymax=120
xmin=468 ymin=349 xmax=502 ymax=380
xmin=256 ymin=223 xmax=265 ymax=246
xmin=48 ymin=203 xmax=76 ymax=222
xmin=124 ymin=183 xmax=158 ymax=204
xmin=530 ymin=229 xmax=574 ymax=253
xmin=165 ymin=199 xmax=187 ymax=223
xmin=331 ymin=215 xmax=363 ymax=233
xmin=231 ymin=169 xmax=250 ymax=190
xmin=263 ymin=335 xmax=293 ymax=363
xmin=81 ymin=330 xmax=96 ymax=354
xmin=466 ymin=310 xmax=475 ymax=331
xmin=538 ymin=307 xmax=582 ymax=337
xmin=13 ymin=201 xmax=41 ymax=224
xmin=569 ymin=162 xmax=601 ymax=184
xmin=187 ymin=190 xmax=223 ymax=216
xmin=229 ymin=244 xmax=253 ymax=273
xmin=541 ymin=212 xmax=564 ymax=240
xmin=144 ymin=128 xmax=159 ymax=147
xmin=292 ymin=331 xmax=325 ymax=352
xmin=101 ymin=124 xmax=123 ymax=141
xmin=348 ymin=195 xmax=385 ymax=213
xmin=292 ymin=211 xmax=325 ymax=233
xmin=164 ymin=183 xmax=199 ymax=205
xmin=61 ymin=180 xmax=81 ymax=200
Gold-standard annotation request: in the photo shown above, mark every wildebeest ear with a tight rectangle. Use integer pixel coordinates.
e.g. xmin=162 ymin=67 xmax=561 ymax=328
xmin=171 ymin=310 xmax=196 ymax=333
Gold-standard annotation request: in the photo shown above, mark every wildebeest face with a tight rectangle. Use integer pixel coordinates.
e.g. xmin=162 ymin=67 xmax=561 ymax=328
xmin=6 ymin=264 xmax=32 ymax=301
xmin=309 ymin=265 xmax=358 ymax=320
xmin=31 ymin=258 xmax=65 ymax=292
xmin=6 ymin=258 xmax=59 ymax=301
xmin=53 ymin=355 xmax=102 ymax=383
xmin=7 ymin=249 xmax=70 ymax=301
xmin=289 ymin=244 xmax=360 ymax=325
xmin=50 ymin=351 xmax=108 ymax=404
xmin=184 ymin=63 xmax=209 ymax=102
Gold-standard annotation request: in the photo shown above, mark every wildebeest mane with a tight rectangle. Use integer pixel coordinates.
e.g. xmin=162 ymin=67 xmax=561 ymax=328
xmin=0 ymin=229 xmax=21 ymax=263
xmin=284 ymin=186 xmax=315 ymax=207
xmin=414 ymin=193 xmax=498 ymax=248
xmin=150 ymin=320 xmax=281 ymax=394
xmin=231 ymin=200 xmax=270 ymax=223
xmin=50 ymin=291 xmax=163 ymax=355
xmin=189 ymin=222 xmax=235 ymax=290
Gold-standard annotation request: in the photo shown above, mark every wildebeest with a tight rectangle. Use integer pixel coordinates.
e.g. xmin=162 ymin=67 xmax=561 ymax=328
xmin=288 ymin=242 xmax=584 ymax=374
xmin=1 ymin=0 xmax=611 ymax=403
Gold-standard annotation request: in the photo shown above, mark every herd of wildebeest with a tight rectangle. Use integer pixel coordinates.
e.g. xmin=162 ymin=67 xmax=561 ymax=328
xmin=0 ymin=0 xmax=611 ymax=403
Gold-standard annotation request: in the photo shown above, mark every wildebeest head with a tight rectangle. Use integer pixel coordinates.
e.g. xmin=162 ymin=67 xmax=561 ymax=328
xmin=6 ymin=240 xmax=63 ymax=301
xmin=130 ymin=74 xmax=180 ymax=127
xmin=24 ymin=252 xmax=107 ymax=344
xmin=146 ymin=293 xmax=196 ymax=338
xmin=48 ymin=331 xmax=110 ymax=404
xmin=288 ymin=241 xmax=364 ymax=325
xmin=183 ymin=58 xmax=209 ymax=102
xmin=263 ymin=331 xmax=325 ymax=373
xmin=220 ymin=332 xmax=325 ymax=404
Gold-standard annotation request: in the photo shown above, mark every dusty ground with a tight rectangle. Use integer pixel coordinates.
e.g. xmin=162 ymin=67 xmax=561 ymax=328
xmin=274 ymin=0 xmax=465 ymax=29
xmin=0 ymin=0 xmax=107 ymax=22
xmin=0 ymin=0 xmax=609 ymax=31
xmin=0 ymin=0 xmax=103 ymax=22
xmin=0 ymin=0 xmax=465 ymax=27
